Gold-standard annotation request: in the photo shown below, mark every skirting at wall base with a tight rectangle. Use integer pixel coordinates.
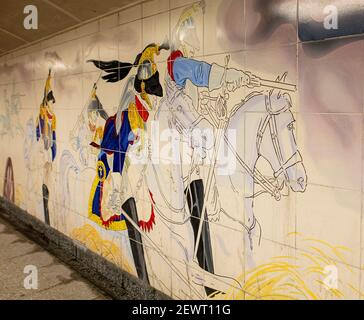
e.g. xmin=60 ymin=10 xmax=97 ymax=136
xmin=0 ymin=197 xmax=170 ymax=300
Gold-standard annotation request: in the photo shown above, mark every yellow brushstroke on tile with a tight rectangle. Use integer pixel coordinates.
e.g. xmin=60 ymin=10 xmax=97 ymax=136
xmin=14 ymin=184 xmax=25 ymax=207
xmin=71 ymin=224 xmax=133 ymax=274
xmin=210 ymin=234 xmax=362 ymax=300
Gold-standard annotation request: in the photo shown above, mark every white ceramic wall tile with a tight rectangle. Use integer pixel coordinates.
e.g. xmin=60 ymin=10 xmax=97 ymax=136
xmin=82 ymin=35 xmax=100 ymax=73
xmin=53 ymin=75 xmax=83 ymax=110
xmin=142 ymin=0 xmax=170 ymax=17
xmin=0 ymin=62 xmax=8 ymax=85
xmin=297 ymin=113 xmax=362 ymax=191
xmin=0 ymin=56 xmax=34 ymax=85
xmin=298 ymin=39 xmax=364 ymax=114
xmin=41 ymin=36 xmax=60 ymax=51
xmin=142 ymin=12 xmax=170 ymax=60
xmin=98 ymin=29 xmax=119 ymax=63
xmin=99 ymin=13 xmax=119 ymax=31
xmin=14 ymin=81 xmax=34 ymax=110
xmin=53 ymin=29 xmax=79 ymax=46
xmin=51 ymin=40 xmax=83 ymax=77
xmin=170 ymin=0 xmax=197 ymax=10
xmin=118 ymin=4 xmax=142 ymax=25
xmin=245 ymin=0 xmax=297 ymax=49
xmin=296 ymin=185 xmax=361 ymax=268
xmin=33 ymin=49 xmax=55 ymax=81
xmin=76 ymin=21 xmax=99 ymax=38
xmin=254 ymin=190 xmax=297 ymax=246
xmin=203 ymin=0 xmax=244 ymax=56
xmin=117 ymin=20 xmax=143 ymax=62
xmin=245 ymin=45 xmax=298 ymax=112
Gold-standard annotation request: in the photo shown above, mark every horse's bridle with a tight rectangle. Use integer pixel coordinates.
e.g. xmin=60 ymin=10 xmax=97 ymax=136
xmin=256 ymin=112 xmax=303 ymax=184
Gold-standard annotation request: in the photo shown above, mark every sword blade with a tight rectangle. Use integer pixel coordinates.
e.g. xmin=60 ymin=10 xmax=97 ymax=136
xmin=260 ymin=79 xmax=297 ymax=92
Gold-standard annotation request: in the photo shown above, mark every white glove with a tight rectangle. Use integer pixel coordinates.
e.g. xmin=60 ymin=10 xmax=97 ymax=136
xmin=209 ymin=63 xmax=261 ymax=92
xmin=225 ymin=68 xmax=250 ymax=92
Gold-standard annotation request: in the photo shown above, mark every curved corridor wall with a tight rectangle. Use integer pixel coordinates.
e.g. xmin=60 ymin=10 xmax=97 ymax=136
xmin=1 ymin=0 xmax=364 ymax=299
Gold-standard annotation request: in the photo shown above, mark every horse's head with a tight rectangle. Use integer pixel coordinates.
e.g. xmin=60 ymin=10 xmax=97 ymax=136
xmin=259 ymin=73 xmax=307 ymax=193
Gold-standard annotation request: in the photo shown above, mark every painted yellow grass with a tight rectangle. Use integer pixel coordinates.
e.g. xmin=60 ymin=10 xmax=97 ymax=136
xmin=71 ymin=223 xmax=133 ymax=274
xmin=210 ymin=233 xmax=362 ymax=300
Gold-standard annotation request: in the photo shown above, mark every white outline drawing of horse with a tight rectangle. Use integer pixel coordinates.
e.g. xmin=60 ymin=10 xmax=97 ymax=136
xmin=120 ymin=64 xmax=308 ymax=299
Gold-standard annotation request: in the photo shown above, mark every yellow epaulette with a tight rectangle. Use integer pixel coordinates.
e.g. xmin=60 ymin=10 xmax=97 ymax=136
xmin=128 ymin=102 xmax=144 ymax=135
xmin=39 ymin=104 xmax=46 ymax=118
xmin=93 ymin=126 xmax=103 ymax=143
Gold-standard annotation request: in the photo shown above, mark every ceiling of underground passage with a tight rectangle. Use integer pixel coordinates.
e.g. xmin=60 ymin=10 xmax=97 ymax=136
xmin=0 ymin=0 xmax=140 ymax=55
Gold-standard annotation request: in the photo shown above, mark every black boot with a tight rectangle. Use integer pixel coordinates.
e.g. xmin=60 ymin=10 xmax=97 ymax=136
xmin=122 ymin=197 xmax=150 ymax=284
xmin=42 ymin=184 xmax=50 ymax=225
xmin=185 ymin=179 xmax=215 ymax=296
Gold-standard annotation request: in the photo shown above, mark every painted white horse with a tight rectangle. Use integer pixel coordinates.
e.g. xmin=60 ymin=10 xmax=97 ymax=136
xmin=128 ymin=70 xmax=307 ymax=298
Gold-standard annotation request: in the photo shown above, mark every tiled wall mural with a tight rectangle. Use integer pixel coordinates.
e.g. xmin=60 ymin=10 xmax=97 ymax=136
xmin=1 ymin=0 xmax=364 ymax=299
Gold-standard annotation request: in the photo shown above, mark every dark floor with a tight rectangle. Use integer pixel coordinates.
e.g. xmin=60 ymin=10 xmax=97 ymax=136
xmin=0 ymin=215 xmax=110 ymax=300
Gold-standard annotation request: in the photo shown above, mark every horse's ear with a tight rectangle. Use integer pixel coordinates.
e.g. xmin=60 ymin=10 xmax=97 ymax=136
xmin=281 ymin=72 xmax=288 ymax=83
xmin=283 ymin=92 xmax=293 ymax=107
xmin=274 ymin=72 xmax=288 ymax=98
xmin=271 ymin=78 xmax=281 ymax=98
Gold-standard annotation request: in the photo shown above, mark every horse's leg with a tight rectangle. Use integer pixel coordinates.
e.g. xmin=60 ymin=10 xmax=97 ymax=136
xmin=42 ymin=184 xmax=50 ymax=225
xmin=243 ymin=174 xmax=262 ymax=269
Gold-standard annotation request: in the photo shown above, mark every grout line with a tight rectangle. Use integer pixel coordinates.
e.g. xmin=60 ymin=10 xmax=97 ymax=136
xmin=359 ymin=36 xmax=364 ymax=300
xmin=295 ymin=0 xmax=299 ymax=255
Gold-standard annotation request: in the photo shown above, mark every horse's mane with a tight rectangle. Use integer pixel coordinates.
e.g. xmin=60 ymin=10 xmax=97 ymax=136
xmin=234 ymin=89 xmax=292 ymax=116
xmin=234 ymin=91 xmax=267 ymax=115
